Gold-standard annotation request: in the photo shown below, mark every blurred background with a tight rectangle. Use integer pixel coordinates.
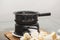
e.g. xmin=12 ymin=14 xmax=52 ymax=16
xmin=0 ymin=0 xmax=60 ymax=32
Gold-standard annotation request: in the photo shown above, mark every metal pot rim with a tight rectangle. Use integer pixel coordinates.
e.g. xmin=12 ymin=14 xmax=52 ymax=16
xmin=14 ymin=11 xmax=38 ymax=15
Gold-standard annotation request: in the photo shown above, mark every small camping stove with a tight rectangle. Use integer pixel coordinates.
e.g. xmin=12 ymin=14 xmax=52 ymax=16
xmin=13 ymin=11 xmax=51 ymax=37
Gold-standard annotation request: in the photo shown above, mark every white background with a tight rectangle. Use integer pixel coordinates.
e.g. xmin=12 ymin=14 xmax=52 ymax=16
xmin=0 ymin=0 xmax=60 ymax=32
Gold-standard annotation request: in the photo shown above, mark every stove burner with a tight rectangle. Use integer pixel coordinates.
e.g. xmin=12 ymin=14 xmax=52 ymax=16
xmin=14 ymin=11 xmax=51 ymax=36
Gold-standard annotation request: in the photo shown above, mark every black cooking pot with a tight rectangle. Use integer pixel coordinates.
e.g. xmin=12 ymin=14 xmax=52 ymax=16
xmin=14 ymin=11 xmax=51 ymax=36
xmin=14 ymin=11 xmax=40 ymax=25
xmin=14 ymin=11 xmax=51 ymax=25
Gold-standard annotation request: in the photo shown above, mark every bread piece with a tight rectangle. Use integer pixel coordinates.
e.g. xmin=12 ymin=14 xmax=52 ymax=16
xmin=38 ymin=35 xmax=44 ymax=40
xmin=51 ymin=32 xmax=57 ymax=40
xmin=23 ymin=33 xmax=31 ymax=40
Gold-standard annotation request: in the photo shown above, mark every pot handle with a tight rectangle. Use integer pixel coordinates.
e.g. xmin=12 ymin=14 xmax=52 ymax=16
xmin=37 ymin=12 xmax=51 ymax=16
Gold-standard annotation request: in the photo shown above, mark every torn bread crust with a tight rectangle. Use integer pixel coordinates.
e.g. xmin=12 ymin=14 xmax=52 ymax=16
xmin=20 ymin=30 xmax=60 ymax=40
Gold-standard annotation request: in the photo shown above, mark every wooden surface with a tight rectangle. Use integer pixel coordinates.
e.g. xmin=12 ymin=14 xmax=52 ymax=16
xmin=4 ymin=32 xmax=20 ymax=40
xmin=4 ymin=29 xmax=48 ymax=40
